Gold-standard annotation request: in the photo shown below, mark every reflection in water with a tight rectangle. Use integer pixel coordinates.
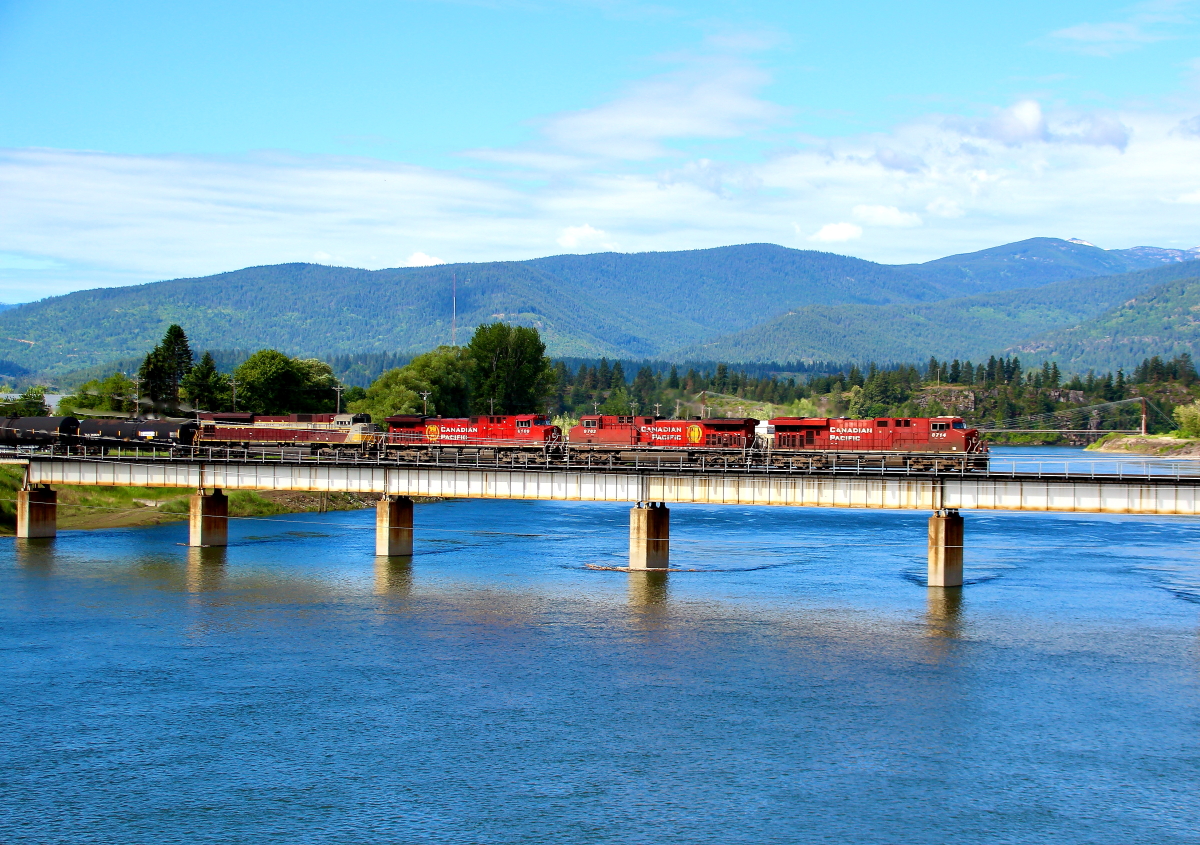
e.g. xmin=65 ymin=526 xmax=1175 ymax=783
xmin=925 ymin=587 xmax=963 ymax=641
xmin=185 ymin=546 xmax=227 ymax=593
xmin=374 ymin=555 xmax=414 ymax=597
xmin=12 ymin=538 xmax=55 ymax=574
xmin=627 ymin=570 xmax=669 ymax=607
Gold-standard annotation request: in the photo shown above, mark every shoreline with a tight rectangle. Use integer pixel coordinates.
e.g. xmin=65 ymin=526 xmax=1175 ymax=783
xmin=0 ymin=465 xmax=440 ymax=533
xmin=1086 ymin=433 xmax=1200 ymax=458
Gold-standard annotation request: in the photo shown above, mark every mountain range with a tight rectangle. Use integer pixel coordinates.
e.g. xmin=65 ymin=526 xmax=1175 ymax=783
xmin=1 ymin=237 xmax=1197 ymax=380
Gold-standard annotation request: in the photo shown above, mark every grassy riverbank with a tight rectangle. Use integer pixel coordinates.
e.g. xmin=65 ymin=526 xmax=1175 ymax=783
xmin=1086 ymin=432 xmax=1200 ymax=457
xmin=0 ymin=465 xmax=380 ymax=534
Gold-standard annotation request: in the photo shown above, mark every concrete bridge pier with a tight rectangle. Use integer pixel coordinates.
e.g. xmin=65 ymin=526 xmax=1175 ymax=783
xmin=376 ymin=495 xmax=414 ymax=557
xmin=16 ymin=486 xmax=57 ymax=539
xmin=928 ymin=509 xmax=964 ymax=588
xmin=630 ymin=502 xmax=669 ymax=570
xmin=189 ymin=489 xmax=228 ymax=547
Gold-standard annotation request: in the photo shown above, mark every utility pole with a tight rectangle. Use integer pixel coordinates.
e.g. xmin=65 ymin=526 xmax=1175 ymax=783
xmin=489 ymin=397 xmax=495 ymax=415
xmin=674 ymin=398 xmax=681 ymax=419
xmin=592 ymin=401 xmax=599 ymax=414
xmin=229 ymin=377 xmax=238 ymax=412
xmin=451 ymin=272 xmax=457 ymax=346
xmin=653 ymin=403 xmax=661 ymax=417
xmin=419 ymin=391 xmax=431 ymax=415
xmin=1141 ymin=396 xmax=1148 ymax=436
xmin=334 ymin=385 xmax=345 ymax=414
xmin=130 ymin=374 xmax=141 ymax=417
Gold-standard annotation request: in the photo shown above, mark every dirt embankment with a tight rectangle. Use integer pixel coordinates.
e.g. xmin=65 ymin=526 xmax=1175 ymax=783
xmin=1087 ymin=433 xmax=1200 ymax=458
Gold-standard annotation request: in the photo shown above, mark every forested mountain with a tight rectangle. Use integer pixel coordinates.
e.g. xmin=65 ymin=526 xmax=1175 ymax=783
xmin=1007 ymin=275 xmax=1200 ymax=372
xmin=0 ymin=245 xmax=955 ymax=375
xmin=1 ymin=238 xmax=1197 ymax=377
xmin=675 ymin=263 xmax=1200 ymax=366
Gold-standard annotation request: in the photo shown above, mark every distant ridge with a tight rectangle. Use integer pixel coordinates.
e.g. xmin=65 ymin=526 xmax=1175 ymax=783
xmin=0 ymin=237 xmax=1196 ymax=377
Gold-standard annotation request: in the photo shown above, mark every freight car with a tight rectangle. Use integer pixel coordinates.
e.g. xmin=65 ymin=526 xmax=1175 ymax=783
xmin=0 ymin=416 xmax=80 ymax=446
xmin=79 ymin=418 xmax=199 ymax=446
xmin=383 ymin=414 xmax=562 ymax=460
xmin=769 ymin=415 xmax=987 ymax=471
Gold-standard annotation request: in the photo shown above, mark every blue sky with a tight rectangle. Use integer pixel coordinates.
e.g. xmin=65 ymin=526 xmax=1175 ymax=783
xmin=2 ymin=0 xmax=1200 ymax=299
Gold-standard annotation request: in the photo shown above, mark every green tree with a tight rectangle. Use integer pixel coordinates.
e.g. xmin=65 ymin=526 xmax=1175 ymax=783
xmin=348 ymin=369 xmax=422 ymax=421
xmin=466 ymin=323 xmax=554 ymax=414
xmin=57 ymin=373 xmax=136 ymax=415
xmin=138 ymin=347 xmax=172 ymax=408
xmin=233 ymin=350 xmax=337 ymax=414
xmin=401 ymin=346 xmax=472 ymax=416
xmin=1174 ymin=401 xmax=1200 ymax=437
xmin=138 ymin=324 xmax=194 ymax=409
xmin=600 ymin=387 xmax=631 ymax=414
xmin=1 ymin=386 xmax=49 ymax=416
xmin=350 ymin=345 xmax=472 ymax=421
xmin=180 ymin=352 xmax=230 ymax=411
xmin=161 ymin=324 xmax=194 ymax=388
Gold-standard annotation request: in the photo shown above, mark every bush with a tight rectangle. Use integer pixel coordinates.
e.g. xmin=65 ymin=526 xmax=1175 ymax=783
xmin=1173 ymin=401 xmax=1200 ymax=438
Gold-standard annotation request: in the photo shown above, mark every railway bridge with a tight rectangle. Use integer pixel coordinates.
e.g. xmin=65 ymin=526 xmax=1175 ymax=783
xmin=8 ymin=449 xmax=1200 ymax=587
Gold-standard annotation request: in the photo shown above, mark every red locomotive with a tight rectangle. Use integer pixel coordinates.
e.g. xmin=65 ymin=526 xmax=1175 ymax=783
xmin=383 ymin=414 xmax=562 ymax=453
xmin=569 ymin=415 xmax=758 ymax=450
xmin=769 ymin=415 xmax=986 ymax=470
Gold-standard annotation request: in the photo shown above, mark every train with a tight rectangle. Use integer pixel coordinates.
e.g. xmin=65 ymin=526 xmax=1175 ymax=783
xmin=0 ymin=411 xmax=988 ymax=471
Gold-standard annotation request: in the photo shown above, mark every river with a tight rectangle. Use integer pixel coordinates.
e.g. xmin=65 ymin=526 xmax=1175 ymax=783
xmin=1 ymin=447 xmax=1198 ymax=843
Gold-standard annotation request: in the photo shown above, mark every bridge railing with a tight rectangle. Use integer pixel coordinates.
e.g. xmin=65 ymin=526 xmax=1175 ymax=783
xmin=5 ymin=444 xmax=1200 ymax=483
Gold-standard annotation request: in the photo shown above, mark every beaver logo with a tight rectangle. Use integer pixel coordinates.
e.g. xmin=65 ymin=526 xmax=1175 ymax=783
xmin=424 ymin=424 xmax=440 ymax=442
xmin=686 ymin=424 xmax=703 ymax=444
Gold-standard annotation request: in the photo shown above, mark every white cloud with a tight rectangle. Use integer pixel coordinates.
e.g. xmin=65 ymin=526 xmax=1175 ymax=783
xmin=852 ymin=205 xmax=922 ymax=228
xmin=3 ymin=62 xmax=1200 ymax=301
xmin=978 ymin=100 xmax=1049 ymax=145
xmin=537 ymin=58 xmax=786 ymax=160
xmin=808 ymin=223 xmax=862 ymax=243
xmin=557 ymin=224 xmax=614 ymax=250
xmin=1045 ymin=21 xmax=1164 ymax=56
xmin=926 ymin=198 xmax=965 ymax=219
xmin=405 ymin=252 xmax=445 ymax=266
xmin=1041 ymin=3 xmax=1190 ymax=57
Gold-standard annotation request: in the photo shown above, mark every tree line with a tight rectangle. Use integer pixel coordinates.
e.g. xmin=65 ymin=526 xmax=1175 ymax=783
xmin=49 ymin=320 xmax=1200 ymax=440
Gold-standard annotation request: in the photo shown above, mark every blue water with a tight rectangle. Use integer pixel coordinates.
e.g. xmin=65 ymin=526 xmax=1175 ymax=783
xmin=2 ymin=453 xmax=1199 ymax=843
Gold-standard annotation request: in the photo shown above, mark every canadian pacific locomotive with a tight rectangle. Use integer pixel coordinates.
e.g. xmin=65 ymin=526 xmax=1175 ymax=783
xmin=0 ymin=411 xmax=988 ymax=472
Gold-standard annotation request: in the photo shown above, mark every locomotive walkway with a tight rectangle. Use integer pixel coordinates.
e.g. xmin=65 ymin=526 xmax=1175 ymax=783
xmin=7 ymin=447 xmax=1200 ymax=587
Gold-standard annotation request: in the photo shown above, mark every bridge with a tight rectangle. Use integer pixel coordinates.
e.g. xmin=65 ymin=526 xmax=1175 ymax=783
xmin=7 ymin=447 xmax=1200 ymax=588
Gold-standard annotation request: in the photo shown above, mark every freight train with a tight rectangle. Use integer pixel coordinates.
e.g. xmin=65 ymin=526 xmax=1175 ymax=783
xmin=0 ymin=411 xmax=988 ymax=472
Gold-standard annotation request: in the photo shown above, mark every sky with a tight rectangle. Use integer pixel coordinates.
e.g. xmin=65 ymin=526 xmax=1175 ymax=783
xmin=2 ymin=0 xmax=1200 ymax=300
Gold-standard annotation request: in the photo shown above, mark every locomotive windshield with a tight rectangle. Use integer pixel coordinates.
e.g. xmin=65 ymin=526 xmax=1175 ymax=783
xmin=953 ymin=421 xmax=966 ymax=429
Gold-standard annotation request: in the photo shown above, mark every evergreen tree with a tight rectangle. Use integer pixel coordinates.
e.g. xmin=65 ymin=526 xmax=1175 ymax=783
xmin=666 ymin=365 xmax=680 ymax=390
xmin=597 ymin=358 xmax=611 ymax=387
xmin=138 ymin=347 xmax=171 ymax=409
xmin=948 ymin=360 xmax=961 ymax=384
xmin=161 ymin=324 xmax=194 ymax=389
xmin=610 ymin=361 xmax=626 ymax=389
xmin=180 ymin=352 xmax=230 ymax=412
xmin=715 ymin=363 xmax=729 ymax=393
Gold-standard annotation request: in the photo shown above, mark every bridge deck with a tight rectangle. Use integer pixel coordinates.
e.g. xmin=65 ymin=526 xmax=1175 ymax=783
xmin=16 ymin=455 xmax=1200 ymax=516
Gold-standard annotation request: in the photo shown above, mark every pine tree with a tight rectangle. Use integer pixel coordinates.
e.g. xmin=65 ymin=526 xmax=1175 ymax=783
xmin=610 ymin=361 xmax=626 ymax=389
xmin=180 ymin=352 xmax=230 ymax=412
xmin=667 ymin=365 xmax=680 ymax=390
